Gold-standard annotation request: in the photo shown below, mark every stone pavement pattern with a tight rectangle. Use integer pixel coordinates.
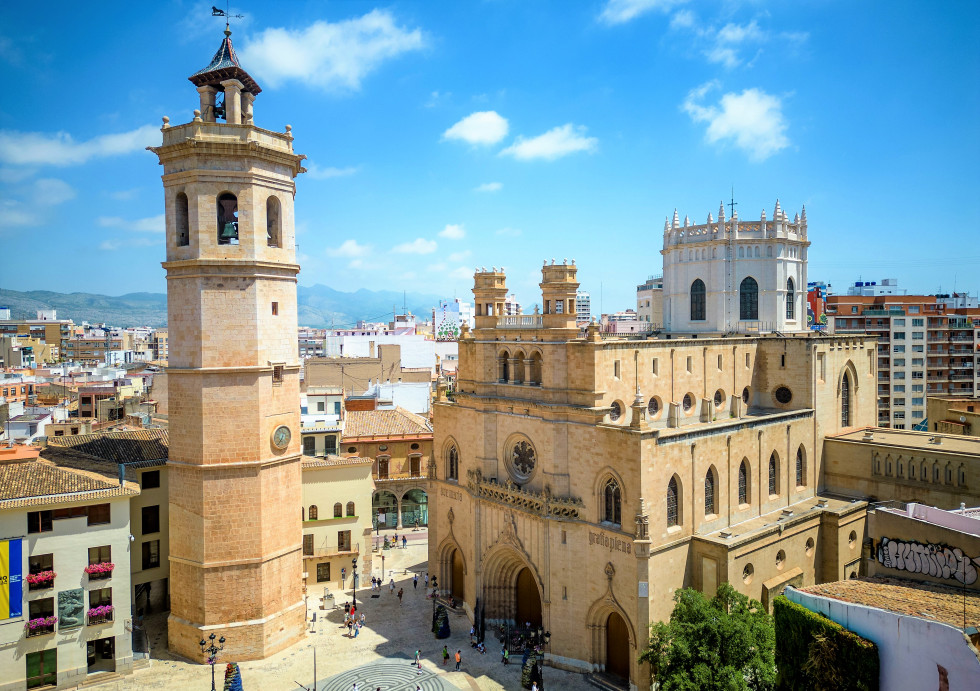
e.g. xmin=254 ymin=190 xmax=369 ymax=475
xmin=91 ymin=533 xmax=597 ymax=691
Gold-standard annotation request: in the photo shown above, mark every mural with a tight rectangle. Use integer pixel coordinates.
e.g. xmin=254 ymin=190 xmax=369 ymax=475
xmin=877 ymin=537 xmax=980 ymax=585
xmin=434 ymin=300 xmax=461 ymax=341
xmin=58 ymin=588 xmax=85 ymax=628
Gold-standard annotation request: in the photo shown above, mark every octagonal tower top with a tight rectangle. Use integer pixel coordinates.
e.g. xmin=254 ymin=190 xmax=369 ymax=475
xmin=188 ymin=27 xmax=260 ymax=125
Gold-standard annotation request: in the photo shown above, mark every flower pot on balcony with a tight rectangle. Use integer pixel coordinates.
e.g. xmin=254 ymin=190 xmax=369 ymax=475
xmin=24 ymin=616 xmax=57 ymax=637
xmin=26 ymin=571 xmax=56 ymax=590
xmin=87 ymin=605 xmax=114 ymax=626
xmin=84 ymin=562 xmax=114 ymax=581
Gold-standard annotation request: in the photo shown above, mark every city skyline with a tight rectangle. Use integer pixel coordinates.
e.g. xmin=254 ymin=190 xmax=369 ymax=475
xmin=0 ymin=1 xmax=978 ymax=311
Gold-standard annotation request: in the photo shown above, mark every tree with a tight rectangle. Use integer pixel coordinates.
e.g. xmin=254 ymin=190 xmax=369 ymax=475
xmin=639 ymin=583 xmax=775 ymax=691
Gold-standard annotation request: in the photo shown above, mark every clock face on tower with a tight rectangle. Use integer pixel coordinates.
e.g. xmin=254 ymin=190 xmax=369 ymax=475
xmin=272 ymin=425 xmax=291 ymax=450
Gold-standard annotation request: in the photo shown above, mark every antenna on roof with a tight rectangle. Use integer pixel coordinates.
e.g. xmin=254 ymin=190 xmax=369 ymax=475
xmin=728 ymin=187 xmax=737 ymax=218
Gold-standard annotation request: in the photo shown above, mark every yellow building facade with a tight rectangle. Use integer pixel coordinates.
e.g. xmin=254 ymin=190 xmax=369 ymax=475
xmin=428 ymin=263 xmax=876 ymax=690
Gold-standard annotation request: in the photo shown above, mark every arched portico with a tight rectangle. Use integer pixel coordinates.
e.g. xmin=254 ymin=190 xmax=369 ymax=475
xmin=586 ymin=567 xmax=637 ymax=686
xmin=481 ymin=545 xmax=545 ymax=628
xmin=372 ymin=490 xmax=398 ymax=529
xmin=401 ymin=488 xmax=428 ymax=527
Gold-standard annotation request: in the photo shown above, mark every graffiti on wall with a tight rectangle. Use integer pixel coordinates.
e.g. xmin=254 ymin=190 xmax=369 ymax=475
xmin=877 ymin=537 xmax=980 ymax=585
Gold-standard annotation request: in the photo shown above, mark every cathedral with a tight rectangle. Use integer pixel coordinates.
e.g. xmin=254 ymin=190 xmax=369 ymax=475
xmin=427 ymin=211 xmax=876 ymax=690
xmin=148 ymin=25 xmax=307 ymax=660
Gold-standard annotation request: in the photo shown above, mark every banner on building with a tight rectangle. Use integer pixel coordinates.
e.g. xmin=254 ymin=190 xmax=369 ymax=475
xmin=0 ymin=538 xmax=23 ymax=619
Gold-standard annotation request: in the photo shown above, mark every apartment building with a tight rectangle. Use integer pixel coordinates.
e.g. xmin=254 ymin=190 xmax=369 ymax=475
xmin=0 ymin=312 xmax=74 ymax=361
xmin=827 ymin=291 xmax=980 ymax=428
xmin=635 ymin=275 xmax=663 ymax=327
xmin=575 ymin=290 xmax=591 ymax=325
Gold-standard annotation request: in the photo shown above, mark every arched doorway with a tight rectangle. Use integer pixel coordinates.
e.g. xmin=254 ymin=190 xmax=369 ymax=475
xmin=515 ymin=567 xmax=542 ymax=629
xmin=606 ymin=612 xmax=630 ymax=682
xmin=401 ymin=489 xmax=428 ymax=527
xmin=451 ymin=549 xmax=465 ymax=601
xmin=372 ymin=491 xmax=397 ymax=529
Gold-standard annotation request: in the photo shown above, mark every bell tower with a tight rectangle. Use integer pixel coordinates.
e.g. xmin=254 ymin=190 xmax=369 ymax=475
xmin=149 ymin=26 xmax=307 ymax=661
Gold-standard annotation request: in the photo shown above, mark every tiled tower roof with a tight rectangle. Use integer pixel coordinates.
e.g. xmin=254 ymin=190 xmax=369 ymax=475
xmin=188 ymin=28 xmax=261 ymax=95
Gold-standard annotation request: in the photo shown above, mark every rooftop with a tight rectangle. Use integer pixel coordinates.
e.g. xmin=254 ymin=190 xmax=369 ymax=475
xmin=342 ymin=407 xmax=432 ymax=440
xmin=46 ymin=429 xmax=169 ymax=464
xmin=828 ymin=426 xmax=980 ymax=456
xmin=188 ymin=28 xmax=261 ymax=95
xmin=0 ymin=457 xmax=138 ymax=508
xmin=797 ymin=576 xmax=980 ymax=628
xmin=301 ymin=454 xmax=374 ymax=469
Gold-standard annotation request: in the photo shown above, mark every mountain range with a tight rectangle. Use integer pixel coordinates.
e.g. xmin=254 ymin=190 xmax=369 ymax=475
xmin=0 ymin=285 xmax=444 ymax=328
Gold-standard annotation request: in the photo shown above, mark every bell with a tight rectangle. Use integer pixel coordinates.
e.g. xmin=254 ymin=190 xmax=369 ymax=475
xmin=220 ymin=222 xmax=238 ymax=240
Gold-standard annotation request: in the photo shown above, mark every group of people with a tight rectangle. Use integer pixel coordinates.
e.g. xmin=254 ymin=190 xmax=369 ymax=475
xmin=382 ymin=532 xmax=410 ymax=550
xmin=342 ymin=601 xmax=364 ymax=638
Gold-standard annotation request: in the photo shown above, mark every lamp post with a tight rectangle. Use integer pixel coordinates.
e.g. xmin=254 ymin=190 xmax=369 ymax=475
xmin=351 ymin=557 xmax=358 ymax=610
xmin=199 ymin=632 xmax=226 ymax=691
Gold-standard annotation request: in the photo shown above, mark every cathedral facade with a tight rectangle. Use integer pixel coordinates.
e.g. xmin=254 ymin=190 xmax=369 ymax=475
xmin=428 ymin=251 xmax=875 ymax=689
xmin=149 ymin=28 xmax=307 ymax=660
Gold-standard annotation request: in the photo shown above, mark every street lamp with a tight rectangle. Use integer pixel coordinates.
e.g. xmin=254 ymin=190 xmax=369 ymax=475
xmin=199 ymin=632 xmax=226 ymax=691
xmin=351 ymin=557 xmax=358 ymax=610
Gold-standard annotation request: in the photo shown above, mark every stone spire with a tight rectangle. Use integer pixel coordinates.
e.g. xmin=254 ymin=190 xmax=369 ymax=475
xmin=718 ymin=201 xmax=726 ymax=223
xmin=773 ymin=199 xmax=783 ymax=220
xmin=671 ymin=209 xmax=680 ymax=229
xmin=683 ymin=214 xmax=690 ymax=228
xmin=707 ymin=212 xmax=713 ymax=224
xmin=801 ymin=205 xmax=807 ymax=226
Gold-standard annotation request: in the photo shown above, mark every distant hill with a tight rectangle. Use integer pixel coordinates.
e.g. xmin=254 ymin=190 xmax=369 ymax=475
xmin=0 ymin=285 xmax=443 ymax=328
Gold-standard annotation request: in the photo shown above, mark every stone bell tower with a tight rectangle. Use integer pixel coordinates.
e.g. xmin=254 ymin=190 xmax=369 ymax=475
xmin=148 ymin=25 xmax=307 ymax=661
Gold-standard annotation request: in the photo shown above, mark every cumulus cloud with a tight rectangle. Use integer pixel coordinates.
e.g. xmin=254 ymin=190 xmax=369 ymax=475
xmin=240 ymin=10 xmax=425 ymax=92
xmin=0 ymin=177 xmax=75 ymax=231
xmin=392 ymin=238 xmax=438 ymax=254
xmin=499 ymin=124 xmax=598 ymax=161
xmin=327 ymin=239 xmax=372 ymax=257
xmin=306 ymin=163 xmax=359 ymax=179
xmin=438 ymin=224 xmax=465 ymax=240
xmin=0 ymin=125 xmax=159 ymax=167
xmin=682 ymin=81 xmax=789 ymax=161
xmin=474 ymin=181 xmax=502 ymax=193
xmin=705 ymin=20 xmax=765 ymax=68
xmin=443 ymin=111 xmax=509 ymax=146
xmin=98 ymin=214 xmax=165 ymax=233
xmin=599 ymin=0 xmax=688 ymax=25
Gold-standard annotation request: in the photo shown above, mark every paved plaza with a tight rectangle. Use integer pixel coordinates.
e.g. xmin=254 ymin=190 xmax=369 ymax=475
xmin=94 ymin=530 xmax=598 ymax=691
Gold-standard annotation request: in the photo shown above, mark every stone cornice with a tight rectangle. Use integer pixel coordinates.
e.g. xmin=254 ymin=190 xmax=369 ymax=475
xmin=466 ymin=468 xmax=584 ymax=519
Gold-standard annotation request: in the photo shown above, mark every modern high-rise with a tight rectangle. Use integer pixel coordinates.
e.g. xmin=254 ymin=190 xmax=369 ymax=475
xmin=575 ymin=290 xmax=591 ymax=324
xmin=827 ymin=290 xmax=980 ymax=428
xmin=148 ymin=24 xmax=307 ymax=660
xmin=635 ymin=276 xmax=662 ymax=327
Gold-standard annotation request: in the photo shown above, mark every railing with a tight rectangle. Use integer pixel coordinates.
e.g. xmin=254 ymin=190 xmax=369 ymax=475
xmin=374 ymin=473 xmax=425 ymax=483
xmin=302 ymin=545 xmax=359 ymax=559
xmin=87 ymin=571 xmax=111 ymax=581
xmin=25 ymin=623 xmax=55 ymax=637
xmin=88 ymin=613 xmax=113 ymax=626
xmin=497 ymin=315 xmax=543 ymax=329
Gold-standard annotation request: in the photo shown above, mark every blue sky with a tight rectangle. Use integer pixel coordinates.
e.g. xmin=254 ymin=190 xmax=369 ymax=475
xmin=1 ymin=0 xmax=978 ymax=315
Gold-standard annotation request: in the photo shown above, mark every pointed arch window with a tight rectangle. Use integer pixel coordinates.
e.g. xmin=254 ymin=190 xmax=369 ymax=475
xmin=786 ymin=277 xmax=796 ymax=319
xmin=308 ymin=505 xmax=318 ymax=521
xmin=667 ymin=477 xmax=679 ymax=527
xmin=796 ymin=446 xmax=806 ymax=486
xmin=447 ymin=445 xmax=459 ymax=481
xmin=841 ymin=372 xmax=851 ymax=427
xmin=740 ymin=277 xmax=759 ymax=320
xmin=738 ymin=461 xmax=748 ymax=505
xmin=768 ymin=453 xmax=778 ymax=496
xmin=704 ymin=469 xmax=716 ymax=516
xmin=691 ymin=279 xmax=706 ymax=321
xmin=603 ymin=479 xmax=622 ymax=525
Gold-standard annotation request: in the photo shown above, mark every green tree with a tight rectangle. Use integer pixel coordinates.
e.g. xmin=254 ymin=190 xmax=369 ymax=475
xmin=639 ymin=583 xmax=775 ymax=691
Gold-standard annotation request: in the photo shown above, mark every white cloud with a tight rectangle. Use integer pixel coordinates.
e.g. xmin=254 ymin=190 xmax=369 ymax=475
xmin=443 ymin=111 xmax=509 ymax=146
xmin=327 ymin=239 xmax=372 ymax=257
xmin=306 ymin=163 xmax=359 ymax=179
xmin=0 ymin=177 xmax=75 ymax=231
xmin=474 ymin=181 xmax=502 ymax=193
xmin=240 ymin=10 xmax=425 ymax=92
xmin=670 ymin=9 xmax=695 ymax=30
xmin=495 ymin=227 xmax=522 ymax=237
xmin=392 ymin=238 xmax=438 ymax=254
xmin=438 ymin=224 xmax=465 ymax=240
xmin=448 ymin=250 xmax=471 ymax=263
xmin=99 ymin=240 xmax=121 ymax=252
xmin=0 ymin=125 xmax=159 ymax=167
xmin=599 ymin=0 xmax=688 ymax=25
xmin=109 ymin=187 xmax=140 ymax=201
xmin=682 ymin=81 xmax=789 ymax=161
xmin=348 ymin=258 xmax=367 ymax=270
xmin=450 ymin=266 xmax=473 ymax=280
xmin=500 ymin=124 xmax=598 ymax=161
xmin=97 ymin=214 xmax=165 ymax=233
xmin=705 ymin=20 xmax=765 ymax=68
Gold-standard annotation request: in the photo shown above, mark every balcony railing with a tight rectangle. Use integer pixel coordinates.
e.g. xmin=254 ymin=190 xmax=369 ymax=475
xmin=88 ymin=612 xmax=113 ymax=626
xmin=497 ymin=315 xmax=544 ymax=329
xmin=25 ymin=622 xmax=56 ymax=637
xmin=302 ymin=545 xmax=359 ymax=559
xmin=374 ymin=473 xmax=425 ymax=483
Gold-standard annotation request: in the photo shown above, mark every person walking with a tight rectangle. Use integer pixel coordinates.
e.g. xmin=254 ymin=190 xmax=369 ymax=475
xmin=347 ymin=618 xmax=353 ymax=637
xmin=531 ymin=683 xmax=539 ymax=691
xmin=389 ymin=577 xmax=395 ymax=594
xmin=424 ymin=573 xmax=429 ymax=588
xmin=354 ymin=620 xmax=360 ymax=638
xmin=502 ymin=647 xmax=509 ymax=665
xmin=442 ymin=645 xmax=450 ymax=666
xmin=397 ymin=587 xmax=404 ymax=605
xmin=413 ymin=574 xmax=418 ymax=590
xmin=415 ymin=649 xmax=422 ymax=675
xmin=454 ymin=649 xmax=462 ymax=671
xmin=402 ymin=535 xmax=407 ymax=549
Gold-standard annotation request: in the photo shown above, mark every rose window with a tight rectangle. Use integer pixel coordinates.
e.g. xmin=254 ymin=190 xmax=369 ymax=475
xmin=512 ymin=441 xmax=536 ymax=479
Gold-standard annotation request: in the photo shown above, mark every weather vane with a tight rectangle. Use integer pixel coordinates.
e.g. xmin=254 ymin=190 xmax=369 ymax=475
xmin=211 ymin=1 xmax=244 ymax=25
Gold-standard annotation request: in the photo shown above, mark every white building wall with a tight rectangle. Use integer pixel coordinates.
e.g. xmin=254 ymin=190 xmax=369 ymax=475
xmin=785 ymin=587 xmax=980 ymax=691
xmin=0 ymin=497 xmax=134 ymax=690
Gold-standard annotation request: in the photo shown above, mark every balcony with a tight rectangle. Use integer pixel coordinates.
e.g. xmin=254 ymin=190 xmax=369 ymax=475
xmin=24 ymin=618 xmax=56 ymax=637
xmin=26 ymin=572 xmax=56 ymax=591
xmin=497 ymin=315 xmax=543 ymax=329
xmin=927 ymin=386 xmax=948 ymax=393
xmin=950 ymin=374 xmax=975 ymax=381
xmin=302 ymin=544 xmax=359 ymax=559
xmin=87 ymin=611 xmax=114 ymax=627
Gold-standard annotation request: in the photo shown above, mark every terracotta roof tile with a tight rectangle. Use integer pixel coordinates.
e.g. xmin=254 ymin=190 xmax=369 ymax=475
xmin=47 ymin=429 xmax=168 ymax=463
xmin=342 ymin=407 xmax=432 ymax=440
xmin=301 ymin=454 xmax=374 ymax=469
xmin=798 ymin=576 xmax=980 ymax=627
xmin=0 ymin=459 xmax=138 ymax=508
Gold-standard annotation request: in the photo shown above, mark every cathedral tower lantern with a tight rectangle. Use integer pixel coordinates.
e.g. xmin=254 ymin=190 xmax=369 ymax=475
xmin=540 ymin=259 xmax=579 ymax=330
xmin=148 ymin=26 xmax=307 ymax=661
xmin=472 ymin=268 xmax=508 ymax=330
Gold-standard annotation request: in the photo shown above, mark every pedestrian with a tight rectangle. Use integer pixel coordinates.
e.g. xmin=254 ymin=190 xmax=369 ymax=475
xmin=354 ymin=620 xmax=360 ymax=638
xmin=347 ymin=619 xmax=353 ymax=637
xmin=455 ymin=649 xmax=461 ymax=671
xmin=442 ymin=645 xmax=450 ymax=666
xmin=389 ymin=577 xmax=395 ymax=594
xmin=344 ymin=601 xmax=350 ymax=616
xmin=413 ymin=573 xmax=418 ymax=590
xmin=393 ymin=532 xmax=398 ymax=545
xmin=502 ymin=646 xmax=509 ymax=665
xmin=351 ymin=683 xmax=357 ymax=691
xmin=415 ymin=649 xmax=422 ymax=675
xmin=360 ymin=612 xmax=366 ymax=627
xmin=532 ymin=683 xmax=539 ymax=691
xmin=424 ymin=573 xmax=429 ymax=587
xmin=398 ymin=587 xmax=404 ymax=605
xmin=350 ymin=604 xmax=356 ymax=619
xmin=402 ymin=535 xmax=407 ymax=549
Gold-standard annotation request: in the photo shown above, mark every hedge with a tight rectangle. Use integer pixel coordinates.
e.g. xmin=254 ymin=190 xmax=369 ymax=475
xmin=773 ymin=595 xmax=879 ymax=691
